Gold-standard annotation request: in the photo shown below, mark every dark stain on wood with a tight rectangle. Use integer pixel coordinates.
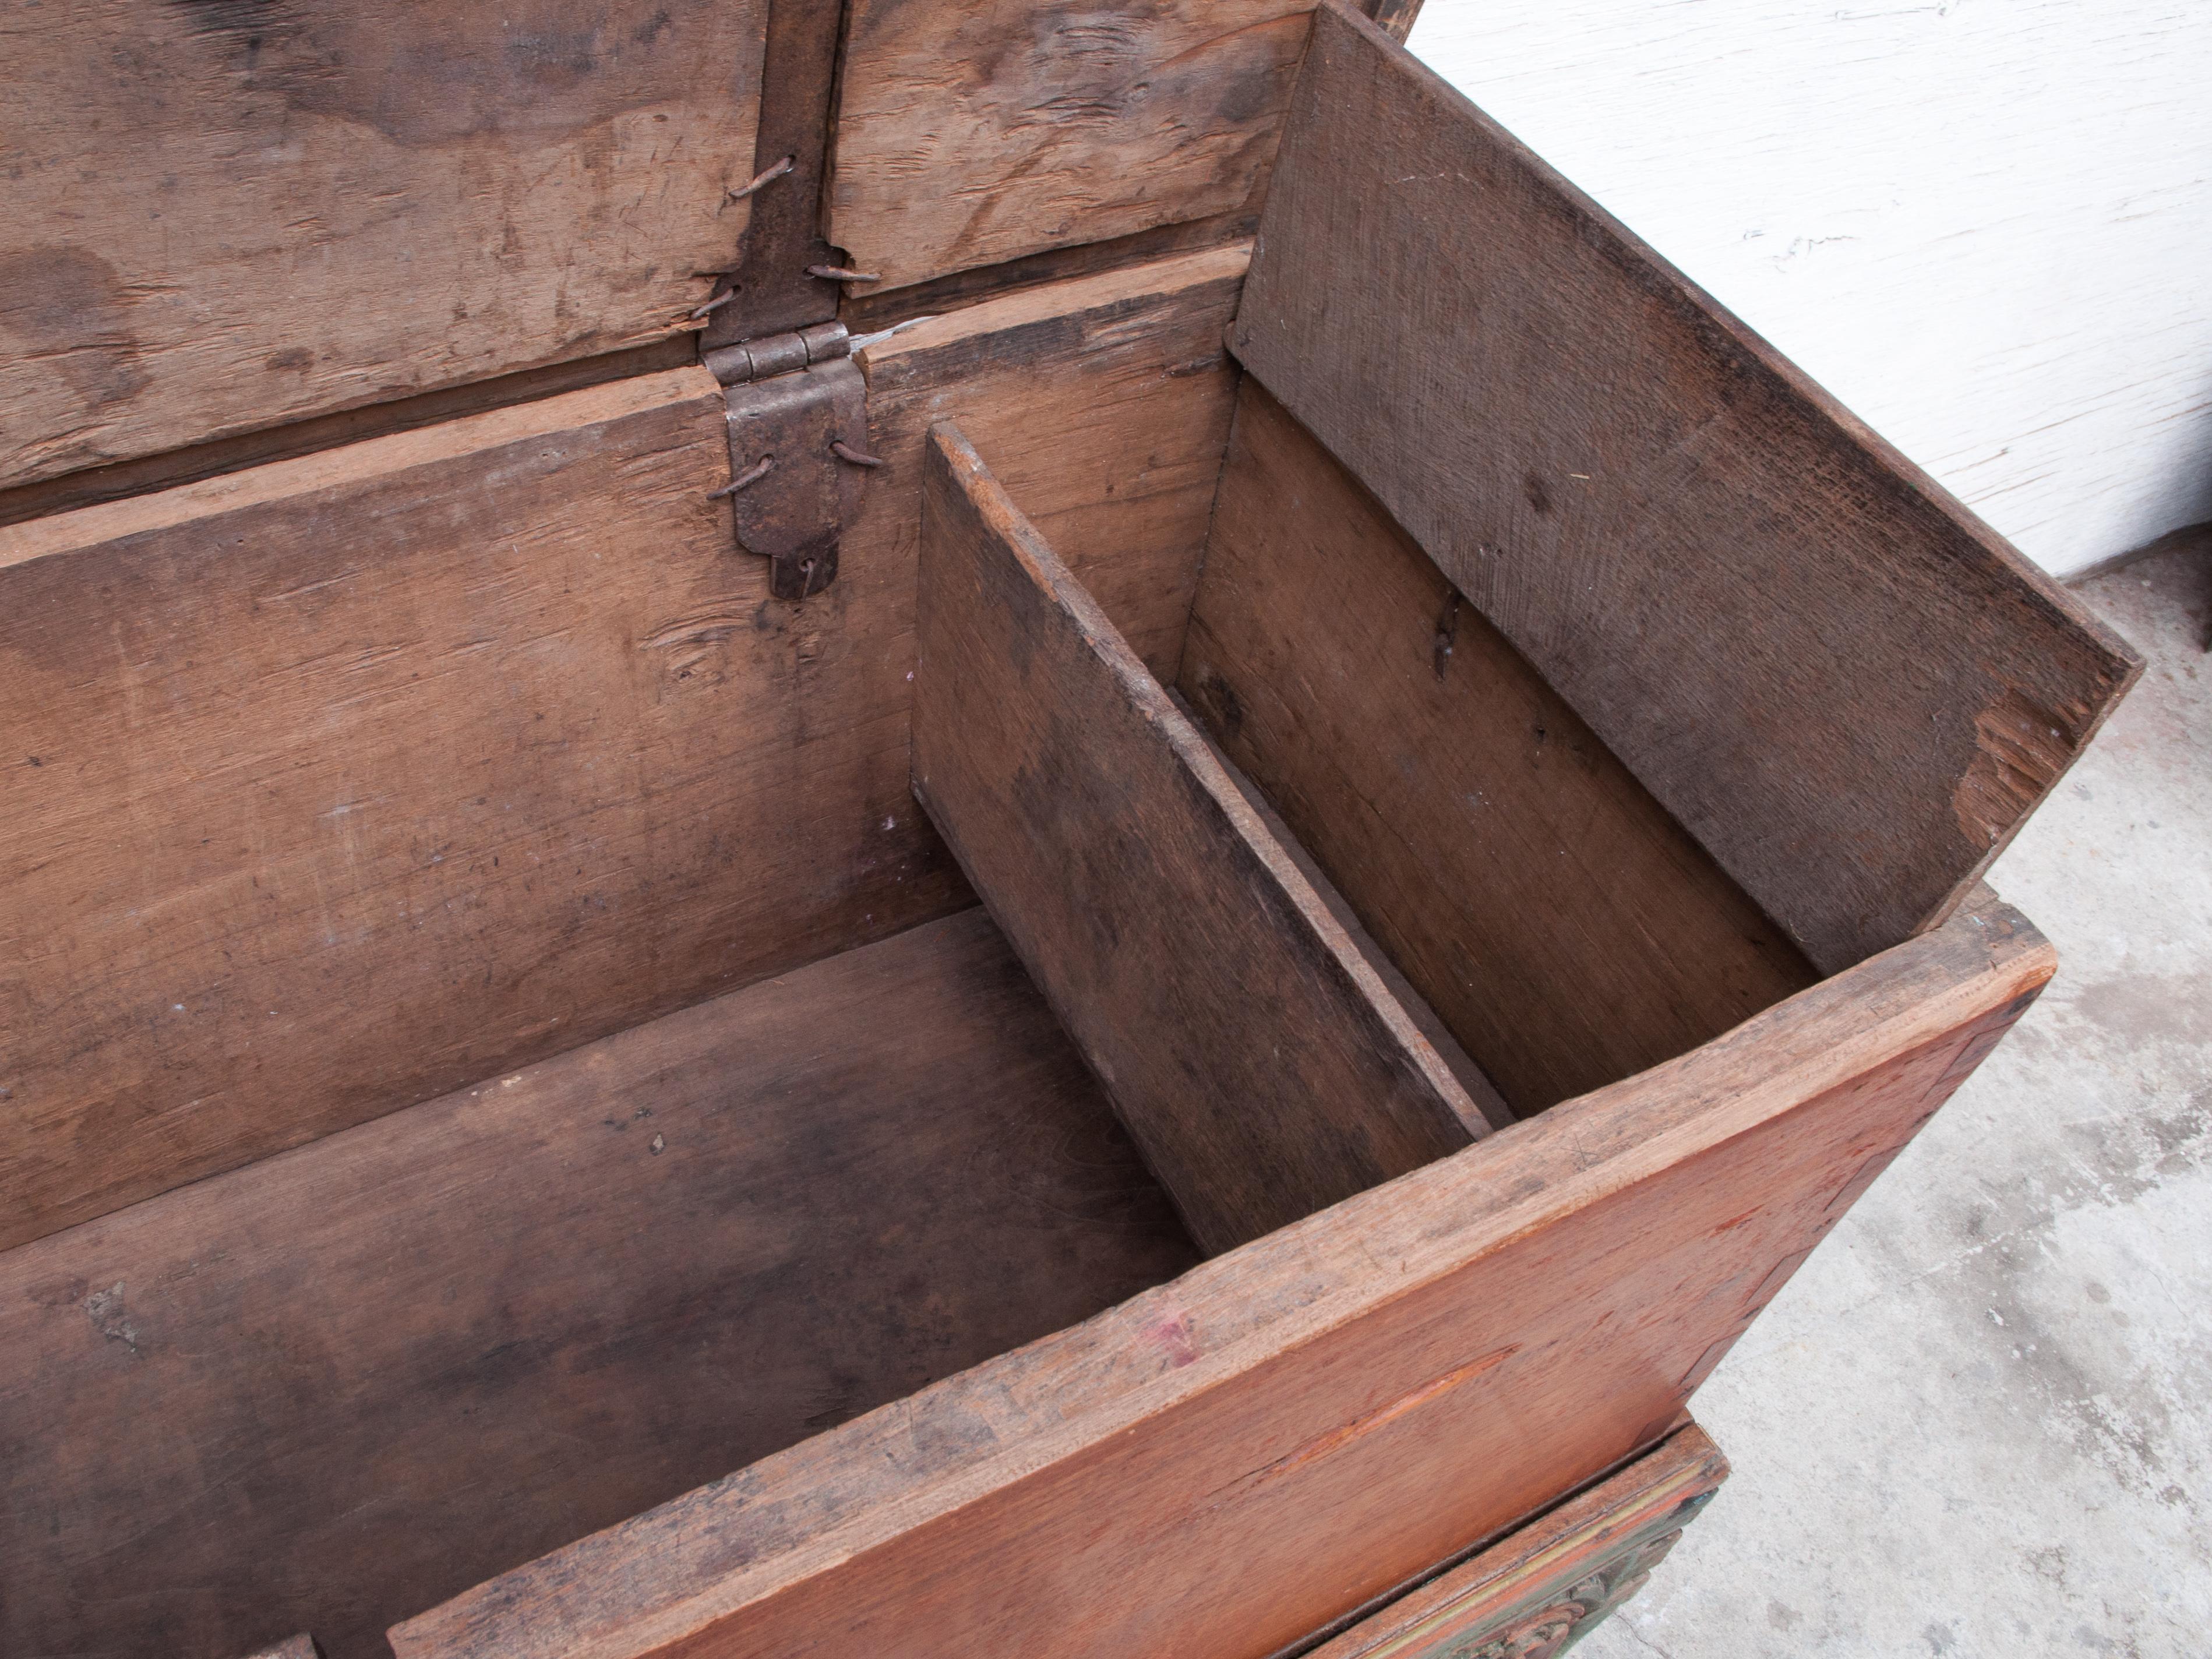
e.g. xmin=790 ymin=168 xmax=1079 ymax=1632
xmin=0 ymin=246 xmax=150 ymax=407
xmin=165 ymin=0 xmax=707 ymax=146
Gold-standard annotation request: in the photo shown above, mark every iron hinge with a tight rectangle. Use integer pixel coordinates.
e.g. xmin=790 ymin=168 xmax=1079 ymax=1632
xmin=704 ymin=321 xmax=879 ymax=600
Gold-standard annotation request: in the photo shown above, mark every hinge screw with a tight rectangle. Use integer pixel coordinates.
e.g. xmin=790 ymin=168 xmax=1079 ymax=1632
xmin=729 ymin=156 xmax=795 ymax=201
xmin=807 ymin=264 xmax=883 ymax=285
xmin=831 ymin=440 xmax=885 ymax=468
xmin=708 ymin=456 xmax=775 ymax=499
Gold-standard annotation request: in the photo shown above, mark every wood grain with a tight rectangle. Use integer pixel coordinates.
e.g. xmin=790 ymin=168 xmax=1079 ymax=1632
xmin=0 ymin=246 xmax=1245 ymax=1248
xmin=1306 ymin=1424 xmax=1726 ymax=1659
xmin=1188 ymin=708 xmax=1516 ymax=1132
xmin=855 ymin=242 xmax=1250 ymax=679
xmin=0 ymin=0 xmax=768 ymax=490
xmin=827 ymin=0 xmax=1310 ymax=291
xmin=0 ymin=336 xmax=700 ymax=530
xmin=0 ymin=367 xmax=963 ymax=1246
xmin=913 ymin=422 xmax=1486 ymax=1252
xmin=1232 ymin=1 xmax=2141 ymax=973
xmin=838 ymin=209 xmax=1264 ymax=336
xmin=390 ymin=891 xmax=2054 ymax=1659
xmin=0 ymin=909 xmax=1199 ymax=1659
xmin=1179 ymin=382 xmax=1816 ymax=1116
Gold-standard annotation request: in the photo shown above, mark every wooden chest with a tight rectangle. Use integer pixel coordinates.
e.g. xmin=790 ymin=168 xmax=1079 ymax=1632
xmin=0 ymin=4 xmax=2137 ymax=1657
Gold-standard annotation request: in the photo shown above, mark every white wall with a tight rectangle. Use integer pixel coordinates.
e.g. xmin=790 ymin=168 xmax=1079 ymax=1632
xmin=1405 ymin=1 xmax=2212 ymax=578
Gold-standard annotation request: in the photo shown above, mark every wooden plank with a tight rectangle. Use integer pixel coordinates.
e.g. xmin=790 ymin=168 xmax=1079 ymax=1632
xmin=0 ymin=246 xmax=1244 ymax=1249
xmin=0 ymin=336 xmax=698 ymax=530
xmin=824 ymin=3 xmax=1423 ymax=330
xmin=390 ymin=890 xmax=2055 ymax=1659
xmin=838 ymin=210 xmax=1265 ymax=336
xmin=0 ymin=910 xmax=1200 ymax=1659
xmin=1180 ymin=382 xmax=1816 ymax=1116
xmin=1188 ymin=707 xmax=1516 ymax=1132
xmin=855 ymin=242 xmax=1250 ymax=679
xmin=0 ymin=0 xmax=768 ymax=489
xmin=913 ymin=422 xmax=1487 ymax=1252
xmin=1231 ymin=1 xmax=2141 ymax=974
xmin=827 ymin=0 xmax=1310 ymax=292
xmin=1306 ymin=1424 xmax=1727 ymax=1659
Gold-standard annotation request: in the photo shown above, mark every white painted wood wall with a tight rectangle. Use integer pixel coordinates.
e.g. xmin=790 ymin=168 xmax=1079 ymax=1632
xmin=1406 ymin=1 xmax=2212 ymax=579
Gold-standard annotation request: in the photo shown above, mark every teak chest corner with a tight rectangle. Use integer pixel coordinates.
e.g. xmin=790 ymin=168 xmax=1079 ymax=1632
xmin=0 ymin=4 xmax=2137 ymax=1657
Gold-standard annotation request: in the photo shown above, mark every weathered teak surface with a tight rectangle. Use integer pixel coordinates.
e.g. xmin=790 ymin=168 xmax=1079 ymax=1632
xmin=0 ymin=246 xmax=1242 ymax=1250
xmin=0 ymin=910 xmax=1197 ymax=1659
xmin=1232 ymin=2 xmax=2140 ymax=974
xmin=0 ymin=0 xmax=771 ymax=490
xmin=1181 ymin=381 xmax=1817 ymax=1116
xmin=825 ymin=0 xmax=1424 ymax=295
xmin=914 ymin=423 xmax=1486 ymax=1252
xmin=1307 ymin=1425 xmax=1728 ymax=1659
xmin=390 ymin=890 xmax=2051 ymax=1659
xmin=0 ymin=4 xmax=2130 ymax=1656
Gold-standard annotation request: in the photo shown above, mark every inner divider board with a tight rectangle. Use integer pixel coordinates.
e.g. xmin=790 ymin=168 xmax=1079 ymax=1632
xmin=1 ymin=909 xmax=1198 ymax=1659
xmin=391 ymin=889 xmax=2054 ymax=1659
xmin=1231 ymin=1 xmax=2140 ymax=976
xmin=912 ymin=422 xmax=1488 ymax=1255
xmin=1181 ymin=698 xmax=1515 ymax=1132
xmin=1180 ymin=381 xmax=1817 ymax=1117
xmin=0 ymin=0 xmax=771 ymax=492
xmin=0 ymin=245 xmax=1247 ymax=1249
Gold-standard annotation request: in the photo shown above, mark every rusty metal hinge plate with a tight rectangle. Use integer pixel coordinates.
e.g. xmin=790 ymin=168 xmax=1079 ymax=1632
xmin=708 ymin=323 xmax=877 ymax=601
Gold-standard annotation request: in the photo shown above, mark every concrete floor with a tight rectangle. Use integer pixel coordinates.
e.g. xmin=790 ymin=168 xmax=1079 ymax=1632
xmin=1584 ymin=542 xmax=2212 ymax=1659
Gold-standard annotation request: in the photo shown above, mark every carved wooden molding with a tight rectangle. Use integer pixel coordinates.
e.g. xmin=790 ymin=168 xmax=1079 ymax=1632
xmin=1305 ymin=1425 xmax=1728 ymax=1659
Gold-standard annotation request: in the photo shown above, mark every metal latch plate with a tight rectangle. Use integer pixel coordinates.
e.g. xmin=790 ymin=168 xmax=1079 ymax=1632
xmin=720 ymin=355 xmax=870 ymax=601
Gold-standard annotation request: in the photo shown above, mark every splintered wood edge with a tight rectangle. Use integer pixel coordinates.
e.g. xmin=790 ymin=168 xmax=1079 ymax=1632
xmin=0 ymin=366 xmax=725 ymax=574
xmin=920 ymin=418 xmax=1492 ymax=1143
xmin=388 ymin=884 xmax=2048 ymax=1659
